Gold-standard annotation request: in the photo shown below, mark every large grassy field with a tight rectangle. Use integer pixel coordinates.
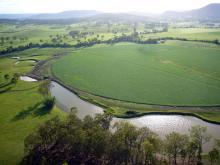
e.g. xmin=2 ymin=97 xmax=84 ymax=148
xmin=52 ymin=41 xmax=220 ymax=106
xmin=0 ymin=48 xmax=66 ymax=164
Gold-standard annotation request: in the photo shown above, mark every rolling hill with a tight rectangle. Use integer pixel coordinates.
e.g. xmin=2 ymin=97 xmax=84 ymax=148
xmin=0 ymin=10 xmax=100 ymax=20
xmin=163 ymin=3 xmax=220 ymax=20
xmin=30 ymin=10 xmax=101 ymax=20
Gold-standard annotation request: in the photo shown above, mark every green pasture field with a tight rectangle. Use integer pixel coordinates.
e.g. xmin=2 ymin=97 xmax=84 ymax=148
xmin=52 ymin=41 xmax=220 ymax=106
xmin=0 ymin=48 xmax=66 ymax=164
xmin=0 ymin=24 xmax=69 ymax=50
xmin=144 ymin=28 xmax=220 ymax=40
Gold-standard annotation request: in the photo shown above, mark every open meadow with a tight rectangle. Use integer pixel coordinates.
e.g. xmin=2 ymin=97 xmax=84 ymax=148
xmin=52 ymin=41 xmax=220 ymax=106
xmin=0 ymin=48 xmax=66 ymax=164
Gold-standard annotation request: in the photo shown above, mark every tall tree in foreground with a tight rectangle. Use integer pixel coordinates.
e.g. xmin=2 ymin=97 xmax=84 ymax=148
xmin=109 ymin=122 xmax=139 ymax=164
xmin=22 ymin=111 xmax=112 ymax=165
xmin=22 ymin=111 xmax=213 ymax=165
xmin=164 ymin=132 xmax=189 ymax=165
xmin=189 ymin=126 xmax=211 ymax=165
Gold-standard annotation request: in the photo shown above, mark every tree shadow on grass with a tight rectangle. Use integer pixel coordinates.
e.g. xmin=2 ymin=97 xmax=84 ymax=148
xmin=12 ymin=102 xmax=52 ymax=121
xmin=0 ymin=82 xmax=11 ymax=88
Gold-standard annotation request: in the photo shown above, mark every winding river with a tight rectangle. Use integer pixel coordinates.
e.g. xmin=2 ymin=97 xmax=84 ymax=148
xmin=50 ymin=81 xmax=220 ymax=152
xmin=20 ymin=77 xmax=220 ymax=152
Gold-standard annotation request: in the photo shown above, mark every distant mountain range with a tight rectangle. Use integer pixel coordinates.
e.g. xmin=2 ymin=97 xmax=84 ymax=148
xmin=0 ymin=3 xmax=220 ymax=21
xmin=0 ymin=10 xmax=100 ymax=20
xmin=0 ymin=14 xmax=34 ymax=20
xmin=29 ymin=10 xmax=100 ymax=20
xmin=162 ymin=3 xmax=220 ymax=20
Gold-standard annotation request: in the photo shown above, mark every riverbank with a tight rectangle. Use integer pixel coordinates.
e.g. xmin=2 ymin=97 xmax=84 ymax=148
xmin=49 ymin=80 xmax=220 ymax=153
xmin=48 ymin=75 xmax=220 ymax=125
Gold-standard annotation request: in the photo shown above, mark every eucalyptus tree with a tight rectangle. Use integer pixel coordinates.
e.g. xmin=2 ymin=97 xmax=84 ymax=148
xmin=189 ymin=126 xmax=211 ymax=165
xmin=109 ymin=121 xmax=139 ymax=164
xmin=164 ymin=132 xmax=189 ymax=165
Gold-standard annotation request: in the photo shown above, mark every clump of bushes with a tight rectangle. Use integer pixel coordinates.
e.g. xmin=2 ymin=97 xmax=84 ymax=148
xmin=42 ymin=96 xmax=55 ymax=109
xmin=10 ymin=73 xmax=20 ymax=84
xmin=126 ymin=110 xmax=138 ymax=115
xmin=39 ymin=80 xmax=55 ymax=110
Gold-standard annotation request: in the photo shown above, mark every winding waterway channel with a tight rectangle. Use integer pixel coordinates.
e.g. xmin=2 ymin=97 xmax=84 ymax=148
xmin=20 ymin=77 xmax=220 ymax=152
xmin=50 ymin=81 xmax=220 ymax=152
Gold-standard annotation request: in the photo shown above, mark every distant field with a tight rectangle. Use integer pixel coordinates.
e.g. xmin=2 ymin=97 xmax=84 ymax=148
xmin=52 ymin=42 xmax=220 ymax=106
xmin=144 ymin=28 xmax=220 ymax=40
xmin=0 ymin=24 xmax=69 ymax=50
xmin=1 ymin=23 xmax=220 ymax=52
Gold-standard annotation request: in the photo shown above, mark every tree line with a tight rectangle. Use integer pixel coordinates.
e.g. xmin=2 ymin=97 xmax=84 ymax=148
xmin=22 ymin=111 xmax=220 ymax=165
xmin=0 ymin=34 xmax=219 ymax=56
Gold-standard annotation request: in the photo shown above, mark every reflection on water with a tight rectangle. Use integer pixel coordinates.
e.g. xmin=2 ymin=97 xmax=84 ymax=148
xmin=20 ymin=76 xmax=37 ymax=82
xmin=50 ymin=81 xmax=103 ymax=119
xmin=50 ymin=81 xmax=220 ymax=152
xmin=116 ymin=115 xmax=220 ymax=151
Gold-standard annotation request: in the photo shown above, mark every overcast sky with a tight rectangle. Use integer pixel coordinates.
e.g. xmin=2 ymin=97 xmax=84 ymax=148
xmin=0 ymin=0 xmax=220 ymax=14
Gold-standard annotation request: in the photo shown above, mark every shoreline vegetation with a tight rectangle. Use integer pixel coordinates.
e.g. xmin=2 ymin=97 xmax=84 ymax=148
xmin=49 ymin=77 xmax=220 ymax=125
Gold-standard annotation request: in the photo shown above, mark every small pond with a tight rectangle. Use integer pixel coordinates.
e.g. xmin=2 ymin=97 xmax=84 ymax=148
xmin=20 ymin=76 xmax=37 ymax=82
